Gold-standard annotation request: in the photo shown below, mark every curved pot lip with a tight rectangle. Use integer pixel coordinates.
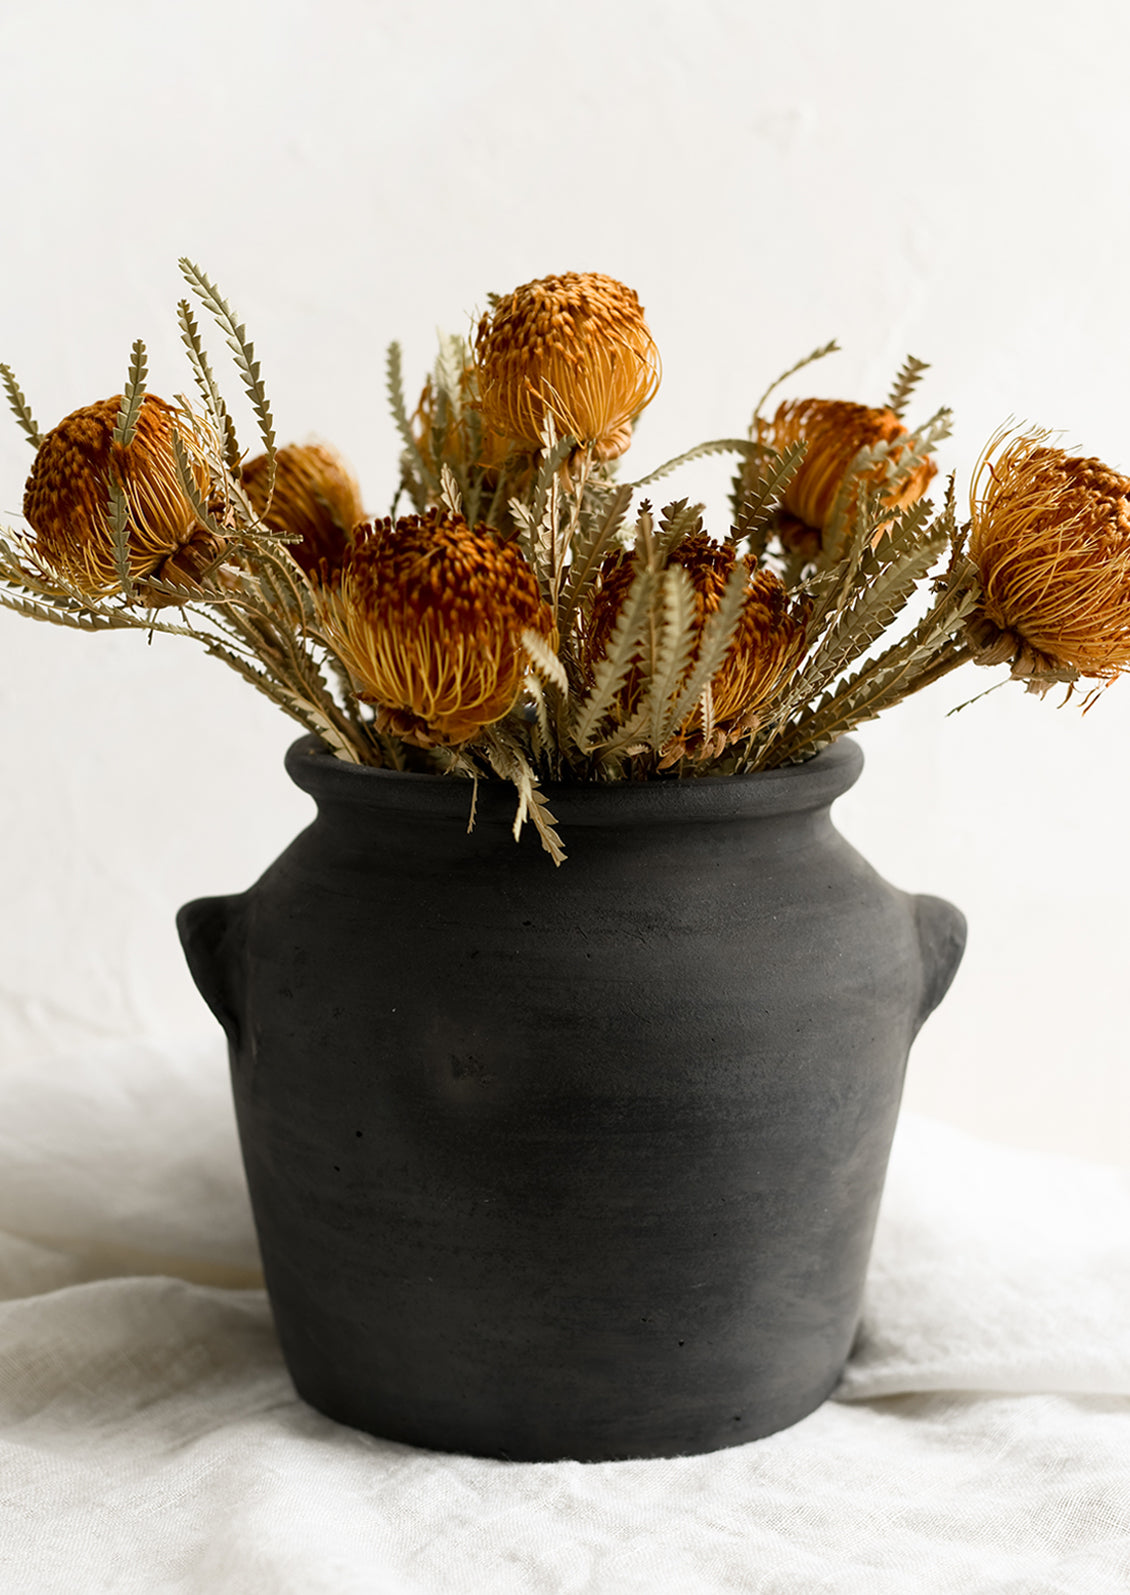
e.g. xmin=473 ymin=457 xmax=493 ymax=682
xmin=284 ymin=735 xmax=864 ymax=826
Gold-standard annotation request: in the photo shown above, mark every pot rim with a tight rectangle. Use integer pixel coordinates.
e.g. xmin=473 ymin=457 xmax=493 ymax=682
xmin=284 ymin=735 xmax=864 ymax=827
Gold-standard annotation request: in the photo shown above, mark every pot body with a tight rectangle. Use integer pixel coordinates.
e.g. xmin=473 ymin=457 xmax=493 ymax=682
xmin=179 ymin=736 xmax=964 ymax=1462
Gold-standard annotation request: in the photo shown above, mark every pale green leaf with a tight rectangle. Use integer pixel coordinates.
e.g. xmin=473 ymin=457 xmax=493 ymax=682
xmin=522 ymin=627 xmax=569 ymax=694
xmin=0 ymin=363 xmax=42 ymax=448
xmin=170 ymin=427 xmax=228 ymax=544
xmin=627 ymin=437 xmax=757 ymax=492
xmin=730 ymin=439 xmax=807 ymax=548
xmin=750 ymin=338 xmax=839 ymax=423
xmin=572 ymin=567 xmax=654 ymax=749
xmin=655 ymin=499 xmax=704 ymax=562
xmin=105 ymin=473 xmax=133 ymax=593
xmin=887 ymin=354 xmax=930 ymax=420
xmin=665 ymin=561 xmax=748 ymax=731
xmin=112 ymin=338 xmax=148 ymax=448
xmin=557 ymin=483 xmax=633 ymax=630
xmin=439 ymin=463 xmax=462 ymax=518
xmin=647 ymin=564 xmax=698 ymax=749
xmin=177 ymin=298 xmax=240 ymax=470
xmin=179 ymin=258 xmax=276 ymax=503
xmin=386 ymin=340 xmax=436 ymax=496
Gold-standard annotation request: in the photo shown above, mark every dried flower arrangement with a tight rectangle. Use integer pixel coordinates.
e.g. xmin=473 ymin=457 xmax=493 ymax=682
xmin=3 ymin=262 xmax=1130 ymax=863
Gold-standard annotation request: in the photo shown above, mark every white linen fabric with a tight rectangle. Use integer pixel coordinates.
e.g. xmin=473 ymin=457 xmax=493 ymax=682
xmin=0 ymin=1038 xmax=1127 ymax=1595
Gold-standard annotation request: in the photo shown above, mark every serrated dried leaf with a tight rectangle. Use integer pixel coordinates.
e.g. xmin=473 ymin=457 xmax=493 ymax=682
xmin=815 ymin=441 xmax=891 ymax=572
xmin=785 ymin=499 xmax=946 ymax=706
xmin=482 ymin=729 xmax=566 ymax=863
xmin=730 ymin=439 xmax=807 ymax=551
xmin=887 ymin=354 xmax=930 ymax=420
xmin=527 ymin=430 xmax=574 ymax=596
xmin=750 ymin=338 xmax=839 ymax=423
xmin=627 ymin=438 xmax=757 ymax=491
xmin=530 ymin=431 xmax=574 ymax=526
xmin=699 ymin=680 xmax=716 ymax=745
xmin=646 ymin=564 xmax=697 ymax=749
xmin=440 ymin=463 xmax=462 ymax=518
xmin=522 ymin=627 xmax=569 ymax=694
xmin=112 ymin=339 xmax=148 ymax=448
xmin=385 ymin=341 xmax=434 ymax=506
xmin=665 ymin=561 xmax=748 ymax=731
xmin=524 ymin=671 xmax=553 ymax=756
xmin=0 ymin=591 xmax=120 ymax=632
xmin=1 ymin=363 xmax=43 ymax=448
xmin=528 ymin=785 xmax=567 ymax=865
xmin=558 ymin=482 xmax=633 ymax=631
xmin=572 ymin=567 xmax=654 ymax=749
xmin=170 ymin=427 xmax=228 ymax=544
xmin=655 ymin=499 xmax=704 ymax=562
xmin=508 ymin=498 xmax=539 ymax=575
xmin=778 ymin=585 xmax=978 ymax=754
xmin=105 ymin=473 xmax=133 ymax=593
xmin=435 ymin=332 xmax=468 ymax=423
xmin=180 ymin=258 xmax=276 ymax=507
xmin=177 ymin=299 xmax=240 ymax=471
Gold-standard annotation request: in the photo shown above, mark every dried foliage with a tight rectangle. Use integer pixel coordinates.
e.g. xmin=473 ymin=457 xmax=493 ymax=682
xmin=2 ymin=267 xmax=1127 ymax=860
xmin=962 ymin=429 xmax=1130 ymax=691
xmin=242 ymin=443 xmax=363 ymax=580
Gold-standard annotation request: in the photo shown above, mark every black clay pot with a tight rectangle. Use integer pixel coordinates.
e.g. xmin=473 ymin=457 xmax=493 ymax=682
xmin=178 ymin=735 xmax=964 ymax=1462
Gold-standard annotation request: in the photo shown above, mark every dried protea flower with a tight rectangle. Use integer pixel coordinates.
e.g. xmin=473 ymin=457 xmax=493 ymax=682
xmin=412 ymin=371 xmax=512 ymax=481
xmin=22 ymin=395 xmax=218 ymax=600
xmin=761 ymin=399 xmax=937 ymax=558
xmin=588 ymin=533 xmax=807 ymax=757
xmin=964 ymin=432 xmax=1130 ymax=684
xmin=242 ymin=442 xmax=364 ymax=579
xmin=321 ymin=509 xmax=555 ymax=746
xmin=706 ymin=564 xmax=808 ymax=733
xmin=474 ymin=272 xmax=661 ymax=461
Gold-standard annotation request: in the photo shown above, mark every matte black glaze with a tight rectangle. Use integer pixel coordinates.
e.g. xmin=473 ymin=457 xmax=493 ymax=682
xmin=179 ymin=736 xmax=964 ymax=1461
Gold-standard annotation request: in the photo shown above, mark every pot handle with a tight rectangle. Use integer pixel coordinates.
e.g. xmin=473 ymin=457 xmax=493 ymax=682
xmin=177 ymin=893 xmax=247 ymax=1051
xmin=911 ymin=893 xmax=967 ymax=1038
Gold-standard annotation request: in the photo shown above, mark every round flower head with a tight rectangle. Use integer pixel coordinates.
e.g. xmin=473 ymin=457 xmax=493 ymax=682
xmin=22 ymin=394 xmax=216 ymax=600
xmin=474 ymin=272 xmax=660 ymax=461
xmin=412 ymin=370 xmax=512 ymax=481
xmin=966 ymin=432 xmax=1130 ymax=682
xmin=707 ymin=562 xmax=808 ymax=731
xmin=322 ymin=509 xmax=555 ymax=746
xmin=242 ymin=442 xmax=364 ymax=579
xmin=762 ymin=399 xmax=936 ymax=557
xmin=588 ymin=532 xmax=806 ymax=753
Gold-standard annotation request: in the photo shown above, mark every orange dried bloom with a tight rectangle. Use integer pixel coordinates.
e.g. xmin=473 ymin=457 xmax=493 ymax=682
xmin=667 ymin=534 xmax=806 ymax=731
xmin=708 ymin=563 xmax=807 ymax=731
xmin=762 ymin=399 xmax=936 ymax=556
xmin=474 ymin=272 xmax=660 ymax=461
xmin=22 ymin=395 xmax=215 ymax=598
xmin=412 ymin=371 xmax=512 ymax=479
xmin=242 ymin=442 xmax=364 ymax=579
xmin=967 ymin=432 xmax=1130 ymax=680
xmin=322 ymin=509 xmax=555 ymax=746
xmin=589 ymin=533 xmax=806 ymax=747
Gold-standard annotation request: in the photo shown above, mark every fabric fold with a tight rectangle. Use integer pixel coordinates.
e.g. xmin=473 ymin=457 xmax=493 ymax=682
xmin=1 ymin=1040 xmax=1128 ymax=1594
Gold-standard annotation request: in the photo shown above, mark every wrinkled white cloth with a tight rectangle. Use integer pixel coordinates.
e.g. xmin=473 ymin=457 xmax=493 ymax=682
xmin=0 ymin=1039 xmax=1128 ymax=1595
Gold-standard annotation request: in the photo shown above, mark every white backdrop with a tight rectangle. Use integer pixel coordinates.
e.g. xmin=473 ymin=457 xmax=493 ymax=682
xmin=0 ymin=0 xmax=1127 ymax=1167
